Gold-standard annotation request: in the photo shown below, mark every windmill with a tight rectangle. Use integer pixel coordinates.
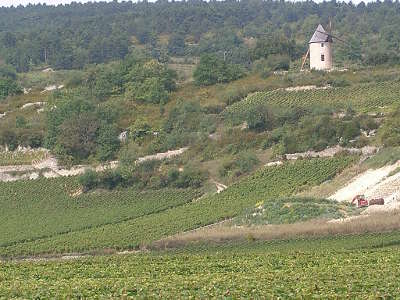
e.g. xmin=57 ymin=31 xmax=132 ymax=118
xmin=300 ymin=23 xmax=348 ymax=71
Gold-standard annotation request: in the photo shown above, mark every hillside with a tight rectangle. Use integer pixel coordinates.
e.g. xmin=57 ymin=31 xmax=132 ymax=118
xmin=1 ymin=1 xmax=400 ymax=298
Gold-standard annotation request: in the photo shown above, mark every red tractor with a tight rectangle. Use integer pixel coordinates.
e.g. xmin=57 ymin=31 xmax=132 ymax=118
xmin=351 ymin=195 xmax=384 ymax=208
xmin=352 ymin=195 xmax=369 ymax=208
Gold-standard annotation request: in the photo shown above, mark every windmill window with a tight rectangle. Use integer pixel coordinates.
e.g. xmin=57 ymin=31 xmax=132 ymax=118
xmin=321 ymin=43 xmax=324 ymax=47
xmin=321 ymin=54 xmax=325 ymax=62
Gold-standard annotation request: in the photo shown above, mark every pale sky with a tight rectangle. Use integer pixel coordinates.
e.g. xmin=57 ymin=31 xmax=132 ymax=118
xmin=0 ymin=0 xmax=374 ymax=7
xmin=0 ymin=0 xmax=115 ymax=7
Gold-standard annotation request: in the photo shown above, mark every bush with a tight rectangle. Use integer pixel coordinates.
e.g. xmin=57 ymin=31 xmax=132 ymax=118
xmin=98 ymin=169 xmax=122 ymax=190
xmin=219 ymin=151 xmax=260 ymax=179
xmin=379 ymin=108 xmax=400 ymax=147
xmin=174 ymin=166 xmax=207 ymax=189
xmin=79 ymin=169 xmax=98 ymax=192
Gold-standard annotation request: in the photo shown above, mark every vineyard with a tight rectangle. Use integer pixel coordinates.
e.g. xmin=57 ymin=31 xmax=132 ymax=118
xmin=2 ymin=231 xmax=400 ymax=298
xmin=223 ymin=81 xmax=400 ymax=124
xmin=0 ymin=177 xmax=201 ymax=248
xmin=0 ymin=156 xmax=356 ymax=257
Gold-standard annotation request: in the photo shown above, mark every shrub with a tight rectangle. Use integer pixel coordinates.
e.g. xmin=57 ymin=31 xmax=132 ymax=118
xmin=174 ymin=166 xmax=207 ymax=189
xmin=219 ymin=151 xmax=260 ymax=179
xmin=79 ymin=169 xmax=98 ymax=192
xmin=328 ymin=78 xmax=351 ymax=87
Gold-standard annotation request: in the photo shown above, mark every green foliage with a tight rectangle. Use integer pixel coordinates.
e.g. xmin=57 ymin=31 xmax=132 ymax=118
xmin=219 ymin=151 xmax=260 ymax=179
xmin=80 ymin=159 xmax=208 ymax=192
xmin=0 ymin=64 xmax=21 ymax=100
xmin=173 ymin=166 xmax=207 ymax=189
xmin=96 ymin=124 xmax=120 ymax=161
xmin=129 ymin=119 xmax=152 ymax=142
xmin=264 ymin=114 xmax=364 ymax=154
xmin=251 ymin=34 xmax=301 ymax=61
xmin=56 ymin=113 xmax=100 ymax=160
xmin=168 ymin=33 xmax=186 ymax=56
xmin=362 ymin=147 xmax=400 ymax=169
xmin=253 ymin=55 xmax=290 ymax=77
xmin=327 ymin=78 xmax=351 ymax=88
xmin=194 ymin=54 xmax=244 ymax=86
xmin=45 ymin=93 xmax=120 ymax=162
xmin=234 ymin=197 xmax=356 ymax=225
xmin=124 ymin=59 xmax=177 ymax=104
xmin=78 ymin=169 xmax=98 ymax=192
xmin=85 ymin=64 xmax=124 ymax=100
xmin=2 ymin=1 xmax=400 ymax=71
xmin=379 ymin=108 xmax=400 ymax=147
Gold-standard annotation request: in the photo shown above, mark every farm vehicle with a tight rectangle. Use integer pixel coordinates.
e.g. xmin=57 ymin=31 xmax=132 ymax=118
xmin=352 ymin=195 xmax=384 ymax=208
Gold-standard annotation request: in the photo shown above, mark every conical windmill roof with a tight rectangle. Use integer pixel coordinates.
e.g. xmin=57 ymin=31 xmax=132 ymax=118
xmin=309 ymin=24 xmax=333 ymax=44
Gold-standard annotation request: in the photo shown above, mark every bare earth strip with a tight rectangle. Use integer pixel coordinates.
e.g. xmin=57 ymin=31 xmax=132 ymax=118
xmin=329 ymin=160 xmax=400 ymax=212
xmin=0 ymin=148 xmax=188 ymax=182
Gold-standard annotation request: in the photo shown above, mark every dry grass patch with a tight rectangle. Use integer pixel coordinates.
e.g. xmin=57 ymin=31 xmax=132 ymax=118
xmin=152 ymin=210 xmax=400 ymax=250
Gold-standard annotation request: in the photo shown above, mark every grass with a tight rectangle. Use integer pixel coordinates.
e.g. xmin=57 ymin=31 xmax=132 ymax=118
xmin=2 ymin=230 xmax=400 ymax=298
xmin=154 ymin=210 xmax=400 ymax=250
xmin=231 ymin=197 xmax=358 ymax=225
xmin=362 ymin=147 xmax=400 ymax=169
xmin=0 ymin=157 xmax=356 ymax=257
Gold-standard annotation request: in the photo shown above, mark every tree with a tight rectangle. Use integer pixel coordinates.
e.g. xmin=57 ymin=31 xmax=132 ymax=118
xmin=96 ymin=124 xmax=120 ymax=161
xmin=0 ymin=64 xmax=21 ymax=100
xmin=168 ymin=33 xmax=186 ymax=56
xmin=56 ymin=113 xmax=100 ymax=160
xmin=193 ymin=54 xmax=244 ymax=86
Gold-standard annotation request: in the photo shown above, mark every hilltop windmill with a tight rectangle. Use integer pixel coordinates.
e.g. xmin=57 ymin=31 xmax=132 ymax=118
xmin=300 ymin=24 xmax=347 ymax=71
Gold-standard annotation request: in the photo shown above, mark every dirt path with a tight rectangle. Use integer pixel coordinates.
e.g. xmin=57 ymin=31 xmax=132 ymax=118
xmin=264 ymin=145 xmax=377 ymax=167
xmin=212 ymin=180 xmax=227 ymax=193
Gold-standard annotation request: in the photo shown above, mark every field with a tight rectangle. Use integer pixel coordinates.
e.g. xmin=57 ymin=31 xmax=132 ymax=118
xmin=0 ymin=156 xmax=356 ymax=258
xmin=2 ymin=231 xmax=400 ymax=298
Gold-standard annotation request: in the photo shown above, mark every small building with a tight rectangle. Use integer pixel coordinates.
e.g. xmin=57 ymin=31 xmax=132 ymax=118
xmin=309 ymin=24 xmax=333 ymax=70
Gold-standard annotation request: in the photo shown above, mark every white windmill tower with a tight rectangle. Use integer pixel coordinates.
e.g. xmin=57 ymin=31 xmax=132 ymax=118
xmin=301 ymin=24 xmax=335 ymax=71
xmin=309 ymin=24 xmax=333 ymax=70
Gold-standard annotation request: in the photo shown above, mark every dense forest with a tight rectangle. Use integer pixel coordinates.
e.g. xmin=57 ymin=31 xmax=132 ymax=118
xmin=1 ymin=0 xmax=400 ymax=72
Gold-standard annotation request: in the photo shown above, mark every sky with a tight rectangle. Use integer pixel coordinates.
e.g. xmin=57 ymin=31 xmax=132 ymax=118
xmin=0 ymin=0 xmax=114 ymax=7
xmin=0 ymin=0 xmax=374 ymax=6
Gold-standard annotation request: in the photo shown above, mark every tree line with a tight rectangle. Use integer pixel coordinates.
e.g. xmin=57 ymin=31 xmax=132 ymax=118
xmin=1 ymin=0 xmax=400 ymax=71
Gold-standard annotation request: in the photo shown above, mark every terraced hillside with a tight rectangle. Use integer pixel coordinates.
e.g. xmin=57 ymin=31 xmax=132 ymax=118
xmin=0 ymin=156 xmax=356 ymax=257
